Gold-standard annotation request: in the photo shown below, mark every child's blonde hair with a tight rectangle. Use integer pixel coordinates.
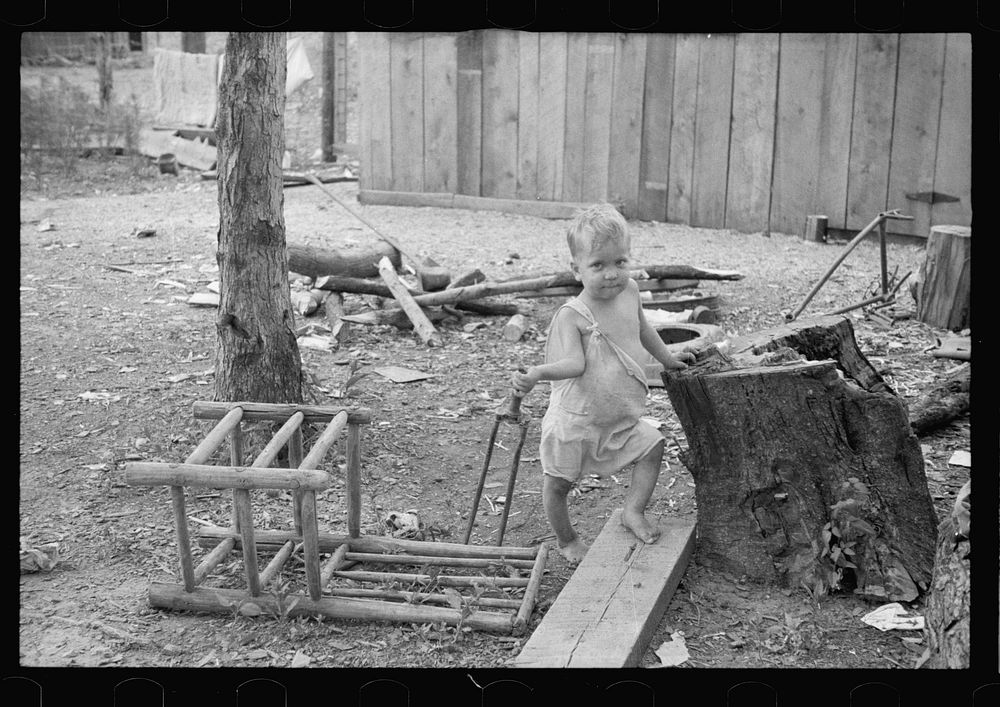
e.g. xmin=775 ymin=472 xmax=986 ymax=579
xmin=566 ymin=203 xmax=629 ymax=259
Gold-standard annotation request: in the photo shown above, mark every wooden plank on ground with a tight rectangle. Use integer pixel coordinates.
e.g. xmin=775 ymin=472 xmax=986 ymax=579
xmin=456 ymin=31 xmax=483 ymax=196
xmin=537 ymin=33 xmax=568 ymax=202
xmin=513 ymin=510 xmax=695 ymax=668
xmin=423 ymin=32 xmax=458 ymax=193
xmin=887 ymin=33 xmax=947 ymax=237
xmin=608 ymin=33 xmax=648 ymax=219
xmin=581 ymin=33 xmax=615 ymax=202
xmin=846 ymin=34 xmax=899 ymax=230
xmin=814 ymin=34 xmax=858 ymax=231
xmin=691 ymin=33 xmax=734 ymax=229
xmin=390 ymin=33 xmax=425 ymax=193
xmin=930 ymin=33 xmax=971 ymax=229
xmin=516 ymin=32 xmax=540 ymax=201
xmin=725 ymin=32 xmax=778 ymax=234
xmin=637 ymin=33 xmax=676 ymax=222
xmin=482 ymin=31 xmax=519 ymax=199
xmin=561 ymin=33 xmax=589 ymax=203
xmin=667 ymin=34 xmax=700 ymax=225
xmin=357 ymin=190 xmax=592 ymax=219
xmin=137 ymin=129 xmax=217 ymax=170
xmin=358 ymin=33 xmax=392 ymax=191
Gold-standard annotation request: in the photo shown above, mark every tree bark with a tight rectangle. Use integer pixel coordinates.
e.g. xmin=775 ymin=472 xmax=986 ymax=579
xmin=915 ymin=225 xmax=971 ymax=331
xmin=287 ymin=242 xmax=400 ymax=280
xmin=94 ymin=32 xmax=113 ymax=110
xmin=214 ymin=32 xmax=302 ymax=403
xmin=909 ymin=363 xmax=970 ymax=436
xmin=663 ymin=316 xmax=938 ymax=601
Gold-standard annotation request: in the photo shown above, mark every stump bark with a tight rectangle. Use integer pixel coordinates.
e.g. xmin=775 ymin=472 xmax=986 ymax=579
xmin=663 ymin=316 xmax=938 ymax=600
xmin=915 ymin=225 xmax=971 ymax=331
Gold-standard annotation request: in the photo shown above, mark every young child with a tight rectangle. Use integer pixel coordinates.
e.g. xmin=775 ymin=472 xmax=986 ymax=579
xmin=512 ymin=204 xmax=694 ymax=564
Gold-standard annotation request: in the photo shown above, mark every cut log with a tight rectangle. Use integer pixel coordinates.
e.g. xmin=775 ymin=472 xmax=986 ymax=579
xmin=518 ymin=278 xmax=701 ymax=299
xmin=502 ymin=314 xmax=528 ymax=342
xmin=662 ymin=316 xmax=938 ymax=601
xmin=314 ymin=275 xmax=517 ymax=316
xmin=323 ymin=292 xmax=350 ymax=344
xmin=803 ymin=215 xmax=828 ymax=242
xmin=449 ymin=269 xmax=487 ymax=289
xmin=377 ymin=257 xmax=442 ymax=347
xmin=915 ymin=225 xmax=970 ymax=331
xmin=291 ymin=288 xmax=327 ymax=316
xmin=918 ymin=481 xmax=970 ymax=669
xmin=287 ymin=243 xmax=401 ymax=280
xmin=908 ymin=363 xmax=970 ymax=436
xmin=516 ymin=265 xmax=741 ymax=289
xmin=417 ymin=257 xmax=451 ymax=292
xmin=341 ymin=307 xmax=457 ymax=330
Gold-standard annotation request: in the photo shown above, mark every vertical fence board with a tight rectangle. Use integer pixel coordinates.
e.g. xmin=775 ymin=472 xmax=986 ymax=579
xmin=538 ymin=33 xmax=568 ymax=202
xmin=608 ymin=33 xmax=648 ymax=218
xmin=332 ymin=32 xmax=349 ymax=145
xmin=846 ymin=34 xmax=899 ymax=230
xmin=931 ymin=33 xmax=972 ymax=228
xmin=666 ymin=34 xmax=700 ymax=224
xmin=691 ymin=34 xmax=735 ymax=228
xmin=517 ymin=32 xmax=540 ymax=200
xmin=888 ymin=33 xmax=947 ymax=237
xmin=456 ymin=31 xmax=483 ymax=196
xmin=770 ymin=34 xmax=827 ymax=236
xmin=725 ymin=33 xmax=778 ymax=234
xmin=561 ymin=33 xmax=589 ymax=202
xmin=814 ymin=34 xmax=858 ymax=231
xmin=637 ymin=34 xmax=675 ymax=222
xmin=358 ymin=33 xmax=392 ymax=191
xmin=390 ymin=33 xmax=425 ymax=192
xmin=582 ymin=33 xmax=615 ymax=202
xmin=482 ymin=31 xmax=520 ymax=199
xmin=423 ymin=33 xmax=458 ymax=193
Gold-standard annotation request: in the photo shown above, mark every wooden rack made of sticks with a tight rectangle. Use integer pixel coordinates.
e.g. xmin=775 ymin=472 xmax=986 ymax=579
xmin=125 ymin=401 xmax=547 ymax=634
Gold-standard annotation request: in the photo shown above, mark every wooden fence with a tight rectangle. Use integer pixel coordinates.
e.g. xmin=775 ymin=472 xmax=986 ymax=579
xmin=357 ymin=32 xmax=970 ymax=238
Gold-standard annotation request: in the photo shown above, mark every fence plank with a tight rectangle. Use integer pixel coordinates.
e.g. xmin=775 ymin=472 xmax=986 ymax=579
xmin=725 ymin=32 xmax=778 ymax=234
xmin=517 ymin=32 xmax=540 ymax=201
xmin=357 ymin=33 xmax=392 ymax=191
xmin=666 ymin=34 xmax=700 ymax=224
xmin=931 ymin=33 xmax=971 ymax=229
xmin=887 ymin=33 xmax=947 ymax=237
xmin=608 ymin=33 xmax=648 ymax=219
xmin=390 ymin=33 xmax=424 ymax=192
xmin=423 ymin=32 xmax=458 ymax=193
xmin=846 ymin=34 xmax=899 ymax=230
xmin=582 ymin=33 xmax=616 ymax=202
xmin=691 ymin=33 xmax=735 ymax=228
xmin=561 ymin=33 xmax=589 ymax=202
xmin=482 ymin=31 xmax=519 ymax=199
xmin=637 ymin=34 xmax=675 ymax=222
xmin=770 ymin=33 xmax=826 ymax=237
xmin=537 ymin=33 xmax=568 ymax=202
xmin=814 ymin=34 xmax=858 ymax=231
xmin=456 ymin=31 xmax=483 ymax=196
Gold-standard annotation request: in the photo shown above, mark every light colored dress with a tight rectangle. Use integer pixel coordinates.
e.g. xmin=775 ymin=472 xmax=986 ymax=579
xmin=540 ymin=298 xmax=662 ymax=482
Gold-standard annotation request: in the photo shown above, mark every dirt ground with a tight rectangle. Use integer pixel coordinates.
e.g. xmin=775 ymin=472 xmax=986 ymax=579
xmin=19 ymin=41 xmax=970 ymax=672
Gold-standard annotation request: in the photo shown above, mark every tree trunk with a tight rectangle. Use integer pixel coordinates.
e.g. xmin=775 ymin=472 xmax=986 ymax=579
xmin=182 ymin=32 xmax=207 ymax=54
xmin=915 ymin=225 xmax=971 ymax=331
xmin=919 ymin=481 xmax=970 ymax=668
xmin=214 ymin=32 xmax=302 ymax=403
xmin=663 ymin=316 xmax=938 ymax=601
xmin=94 ymin=32 xmax=113 ymax=110
xmin=287 ymin=242 xmax=400 ymax=279
xmin=909 ymin=363 xmax=970 ymax=436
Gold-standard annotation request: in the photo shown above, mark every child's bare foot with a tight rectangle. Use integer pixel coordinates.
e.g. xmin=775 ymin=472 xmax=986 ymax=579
xmin=621 ymin=508 xmax=661 ymax=544
xmin=557 ymin=538 xmax=590 ymax=565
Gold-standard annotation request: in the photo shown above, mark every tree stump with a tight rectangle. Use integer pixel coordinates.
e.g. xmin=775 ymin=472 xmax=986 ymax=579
xmin=662 ymin=316 xmax=938 ymax=600
xmin=915 ymin=225 xmax=971 ymax=331
xmin=908 ymin=363 xmax=970 ymax=436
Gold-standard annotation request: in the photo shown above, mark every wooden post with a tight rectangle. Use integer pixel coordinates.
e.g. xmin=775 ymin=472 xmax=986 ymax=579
xmin=300 ymin=491 xmax=323 ymax=600
xmin=230 ymin=423 xmax=243 ymax=530
xmin=289 ymin=425 xmax=304 ymax=534
xmin=258 ymin=540 xmax=296 ymax=588
xmin=234 ymin=489 xmax=261 ymax=596
xmin=347 ymin=423 xmax=362 ymax=539
xmin=170 ymin=486 xmax=196 ymax=592
xmin=321 ymin=32 xmax=336 ymax=162
xmin=803 ymin=215 xmax=828 ymax=242
xmin=916 ymin=225 xmax=971 ymax=331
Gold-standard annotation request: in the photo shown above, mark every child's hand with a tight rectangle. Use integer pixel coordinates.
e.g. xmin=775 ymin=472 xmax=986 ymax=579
xmin=512 ymin=367 xmax=540 ymax=397
xmin=663 ymin=351 xmax=696 ymax=370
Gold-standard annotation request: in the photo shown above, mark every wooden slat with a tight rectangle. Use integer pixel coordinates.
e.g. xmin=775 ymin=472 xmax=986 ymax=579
xmin=289 ymin=425 xmax=304 ymax=534
xmin=814 ymin=34 xmax=858 ymax=231
xmin=481 ymin=30 xmax=519 ymax=199
xmin=342 ymin=552 xmax=536 ymax=569
xmin=637 ymin=33 xmax=676 ymax=222
xmin=250 ymin=411 xmax=304 ymax=468
xmin=887 ymin=33 xmax=947 ymax=237
xmin=325 ymin=587 xmax=522 ymax=610
xmin=258 ymin=540 xmax=296 ymax=588
xmin=725 ymin=32 xmax=779 ymax=234
xmin=931 ymin=33 xmax=972 ymax=229
xmin=193 ymin=401 xmax=370 ymax=425
xmin=193 ymin=537 xmax=234 ymax=585
xmin=769 ymin=33 xmax=827 ymax=237
xmin=691 ymin=33 xmax=734 ymax=228
xmin=358 ymin=32 xmax=392 ymax=191
xmin=608 ymin=33 xmax=648 ymax=219
xmin=320 ymin=543 xmax=351 ymax=587
xmin=389 ymin=33 xmax=424 ymax=192
xmin=358 ymin=189 xmax=594 ymax=219
xmin=234 ymin=489 xmax=260 ymax=596
xmin=666 ymin=34 xmax=700 ymax=224
xmin=423 ymin=32 xmax=458 ymax=194
xmin=170 ymin=486 xmax=195 ymax=592
xmin=300 ymin=491 xmax=322 ymax=600
xmin=185 ymin=406 xmax=244 ymax=465
xmin=581 ymin=33 xmax=615 ymax=202
xmin=846 ymin=34 xmax=900 ymax=230
xmin=347 ymin=423 xmax=362 ymax=538
xmin=125 ymin=462 xmax=332 ymax=491
xmin=299 ymin=410 xmax=349 ymax=470
xmin=561 ymin=32 xmax=589 ymax=202
xmin=332 ymin=570 xmax=529 ymax=588
xmin=456 ymin=31 xmax=483 ymax=196
xmin=537 ymin=33 xmax=568 ymax=202
xmin=516 ymin=31 xmax=539 ymax=201
xmin=512 ymin=511 xmax=696 ymax=667
xmin=514 ymin=542 xmax=548 ymax=632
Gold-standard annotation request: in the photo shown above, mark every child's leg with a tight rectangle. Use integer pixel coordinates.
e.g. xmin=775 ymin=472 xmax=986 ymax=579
xmin=621 ymin=439 xmax=665 ymax=543
xmin=543 ymin=473 xmax=589 ymax=563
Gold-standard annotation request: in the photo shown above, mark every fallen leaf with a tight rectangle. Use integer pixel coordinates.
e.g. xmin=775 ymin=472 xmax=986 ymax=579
xmin=291 ymin=650 xmax=311 ymax=667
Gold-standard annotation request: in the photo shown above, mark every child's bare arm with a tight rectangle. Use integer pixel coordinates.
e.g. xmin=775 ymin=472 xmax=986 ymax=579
xmin=638 ymin=299 xmax=695 ymax=370
xmin=513 ymin=309 xmax=585 ymax=395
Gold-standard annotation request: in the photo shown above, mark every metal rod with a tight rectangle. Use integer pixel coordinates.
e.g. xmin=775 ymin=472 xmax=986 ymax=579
xmin=879 ymin=220 xmax=889 ymax=296
xmin=463 ymin=415 xmax=503 ymax=544
xmin=496 ymin=419 xmax=530 ymax=546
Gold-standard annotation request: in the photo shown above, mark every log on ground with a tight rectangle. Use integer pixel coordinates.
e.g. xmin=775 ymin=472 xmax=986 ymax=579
xmin=287 ymin=242 xmax=401 ymax=280
xmin=908 ymin=363 xmax=970 ymax=436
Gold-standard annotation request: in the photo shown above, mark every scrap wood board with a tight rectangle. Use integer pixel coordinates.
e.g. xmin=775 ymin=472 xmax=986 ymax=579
xmin=513 ymin=509 xmax=695 ymax=667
